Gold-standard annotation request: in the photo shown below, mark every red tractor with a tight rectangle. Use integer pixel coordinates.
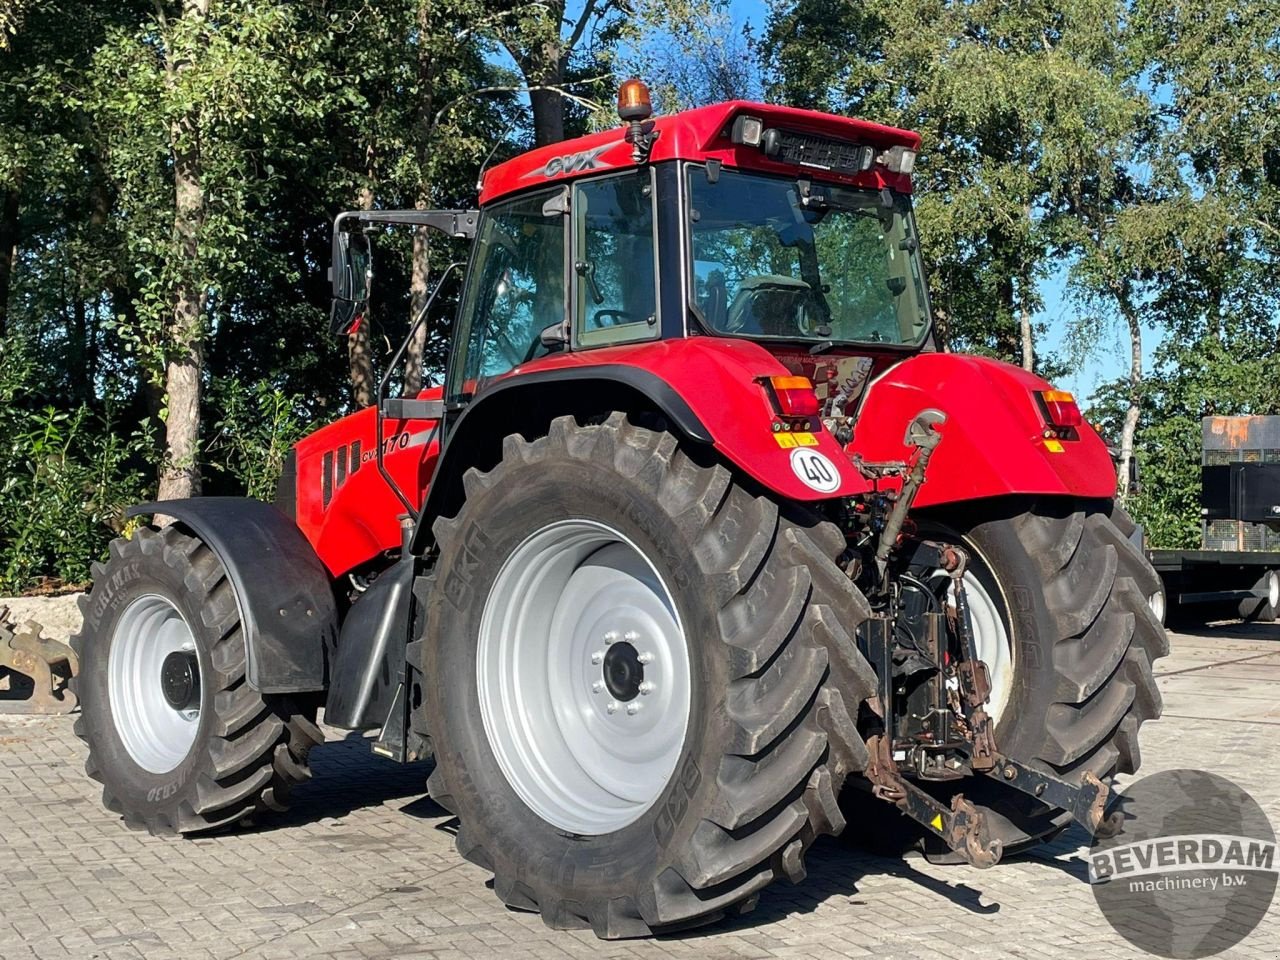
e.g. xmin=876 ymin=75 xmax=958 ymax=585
xmin=72 ymin=82 xmax=1167 ymax=937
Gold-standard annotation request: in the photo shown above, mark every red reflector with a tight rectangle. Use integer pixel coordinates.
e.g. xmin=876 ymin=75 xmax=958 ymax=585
xmin=768 ymin=376 xmax=820 ymax=417
xmin=1039 ymin=390 xmax=1083 ymax=428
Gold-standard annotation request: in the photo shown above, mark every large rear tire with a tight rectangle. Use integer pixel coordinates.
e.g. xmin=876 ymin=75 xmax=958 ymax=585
xmin=420 ymin=414 xmax=875 ymax=937
xmin=72 ymin=525 xmax=323 ymax=834
xmin=846 ymin=498 xmax=1168 ymax=859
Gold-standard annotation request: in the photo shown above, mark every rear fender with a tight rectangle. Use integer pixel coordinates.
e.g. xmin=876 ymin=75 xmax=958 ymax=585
xmin=849 ymin=353 xmax=1117 ymax=508
xmin=413 ymin=338 xmax=874 ymax=551
xmin=126 ymin=498 xmax=337 ymax=694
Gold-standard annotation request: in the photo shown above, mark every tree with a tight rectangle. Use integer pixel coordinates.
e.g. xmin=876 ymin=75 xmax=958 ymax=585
xmin=764 ymin=0 xmax=1144 ymax=374
xmin=1079 ymin=0 xmax=1280 ymax=511
xmin=155 ymin=0 xmax=211 ymax=501
xmin=629 ymin=8 xmax=760 ymax=112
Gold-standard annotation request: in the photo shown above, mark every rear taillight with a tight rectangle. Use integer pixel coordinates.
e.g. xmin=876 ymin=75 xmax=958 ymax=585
xmin=1038 ymin=390 xmax=1083 ymax=429
xmin=766 ymin=376 xmax=820 ymax=418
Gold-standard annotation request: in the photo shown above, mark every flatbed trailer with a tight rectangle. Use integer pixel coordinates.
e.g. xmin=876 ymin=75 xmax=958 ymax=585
xmin=1148 ymin=548 xmax=1279 ymax=622
xmin=1144 ymin=416 xmax=1280 ymax=624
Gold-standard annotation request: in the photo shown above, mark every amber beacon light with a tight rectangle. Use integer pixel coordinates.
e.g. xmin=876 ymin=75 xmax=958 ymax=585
xmin=617 ymin=78 xmax=653 ymax=122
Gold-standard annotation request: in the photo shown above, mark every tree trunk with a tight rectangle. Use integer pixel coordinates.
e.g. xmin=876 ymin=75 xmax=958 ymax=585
xmin=403 ymin=0 xmax=435 ymax=396
xmin=156 ymin=0 xmax=211 ymax=503
xmin=403 ymin=216 xmax=431 ymax=395
xmin=1018 ymin=249 xmax=1035 ymax=371
xmin=348 ymin=153 xmax=376 ymax=408
xmin=1116 ymin=281 xmax=1142 ymax=500
xmin=527 ymin=30 xmax=566 ymax=147
xmin=0 ymin=176 xmax=21 ymax=339
xmin=529 ymin=83 xmax=566 ymax=146
xmin=1019 ymin=298 xmax=1034 ymax=372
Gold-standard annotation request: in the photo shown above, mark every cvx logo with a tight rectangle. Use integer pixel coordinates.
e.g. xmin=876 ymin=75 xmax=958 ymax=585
xmin=532 ymin=145 xmax=609 ymax=179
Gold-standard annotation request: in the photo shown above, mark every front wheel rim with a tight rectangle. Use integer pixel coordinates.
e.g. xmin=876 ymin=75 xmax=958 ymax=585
xmin=107 ymin=594 xmax=202 ymax=774
xmin=476 ymin=519 xmax=691 ymax=836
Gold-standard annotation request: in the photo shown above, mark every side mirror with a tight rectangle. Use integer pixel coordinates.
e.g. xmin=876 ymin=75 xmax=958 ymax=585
xmin=330 ymin=229 xmax=372 ymax=336
xmin=539 ymin=322 xmax=569 ymax=351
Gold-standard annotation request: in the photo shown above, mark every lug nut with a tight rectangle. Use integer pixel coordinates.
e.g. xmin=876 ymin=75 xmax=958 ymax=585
xmin=590 ymin=651 xmax=604 ymax=664
xmin=592 ymin=681 xmax=604 ymax=694
xmin=637 ymin=652 xmax=654 ymax=665
xmin=604 ymin=630 xmax=620 ymax=644
xmin=624 ymin=630 xmax=639 ymax=642
xmin=639 ymin=681 xmax=655 ymax=696
xmin=606 ymin=701 xmax=618 ymax=715
xmin=627 ymin=703 xmax=641 ymax=715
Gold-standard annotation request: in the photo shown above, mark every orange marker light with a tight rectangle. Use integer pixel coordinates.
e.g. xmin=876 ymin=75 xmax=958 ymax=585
xmin=617 ymin=78 xmax=653 ymax=123
xmin=767 ymin=376 xmax=820 ymax=418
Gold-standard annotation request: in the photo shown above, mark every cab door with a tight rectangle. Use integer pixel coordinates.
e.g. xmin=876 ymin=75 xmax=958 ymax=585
xmin=444 ymin=187 xmax=569 ymax=412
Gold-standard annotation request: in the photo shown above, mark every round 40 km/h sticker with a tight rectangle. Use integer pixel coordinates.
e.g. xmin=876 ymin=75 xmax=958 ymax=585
xmin=790 ymin=448 xmax=841 ymax=493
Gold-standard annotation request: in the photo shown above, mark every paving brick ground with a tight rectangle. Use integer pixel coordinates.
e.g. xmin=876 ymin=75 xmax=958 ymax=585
xmin=2 ymin=618 xmax=1278 ymax=960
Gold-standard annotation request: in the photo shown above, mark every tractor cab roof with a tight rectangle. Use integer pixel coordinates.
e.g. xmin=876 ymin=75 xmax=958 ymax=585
xmin=479 ymin=100 xmax=921 ymax=207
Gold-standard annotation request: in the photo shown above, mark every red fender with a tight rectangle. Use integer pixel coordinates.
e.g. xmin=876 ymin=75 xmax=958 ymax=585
xmin=513 ymin=338 xmax=877 ymax=501
xmin=848 ymin=353 xmax=1117 ymax=508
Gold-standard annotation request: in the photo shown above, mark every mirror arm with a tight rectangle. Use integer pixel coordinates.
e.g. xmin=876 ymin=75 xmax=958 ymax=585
xmin=373 ymin=260 xmax=466 ymax=521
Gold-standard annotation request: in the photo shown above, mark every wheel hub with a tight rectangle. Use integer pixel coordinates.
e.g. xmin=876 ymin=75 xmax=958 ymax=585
xmin=108 ymin=594 xmax=202 ymax=774
xmin=476 ymin=519 xmax=691 ymax=836
xmin=160 ymin=651 xmax=200 ymax=711
xmin=602 ymin=640 xmax=644 ymax=701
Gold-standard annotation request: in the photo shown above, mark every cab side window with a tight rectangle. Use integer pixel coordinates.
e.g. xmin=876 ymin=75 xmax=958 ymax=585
xmin=451 ymin=189 xmax=565 ymax=397
xmin=573 ymin=171 xmax=659 ymax=348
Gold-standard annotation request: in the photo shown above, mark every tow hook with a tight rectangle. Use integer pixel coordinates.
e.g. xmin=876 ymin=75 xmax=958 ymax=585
xmin=864 ymin=734 xmax=1003 ymax=868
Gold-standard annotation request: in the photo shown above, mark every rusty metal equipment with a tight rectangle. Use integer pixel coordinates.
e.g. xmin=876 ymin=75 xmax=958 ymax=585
xmin=0 ymin=605 xmax=79 ymax=715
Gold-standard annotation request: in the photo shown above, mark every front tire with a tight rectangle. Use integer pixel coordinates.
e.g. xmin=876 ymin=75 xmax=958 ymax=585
xmin=421 ymin=414 xmax=875 ymax=937
xmin=72 ymin=525 xmax=323 ymax=834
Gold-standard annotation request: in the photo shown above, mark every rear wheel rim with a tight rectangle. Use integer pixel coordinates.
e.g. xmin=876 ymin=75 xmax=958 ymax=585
xmin=924 ymin=566 xmax=1014 ymax=726
xmin=108 ymin=594 xmax=202 ymax=774
xmin=476 ymin=519 xmax=690 ymax=836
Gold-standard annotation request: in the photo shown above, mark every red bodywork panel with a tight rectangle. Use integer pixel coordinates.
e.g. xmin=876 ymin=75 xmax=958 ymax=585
xmin=480 ymin=101 xmax=920 ymax=205
xmin=849 ymin=354 xmax=1117 ymax=507
xmin=505 ymin=338 xmax=878 ymax=502
xmin=287 ymin=350 xmax=1114 ymax=578
xmin=292 ymin=387 xmax=443 ymax=575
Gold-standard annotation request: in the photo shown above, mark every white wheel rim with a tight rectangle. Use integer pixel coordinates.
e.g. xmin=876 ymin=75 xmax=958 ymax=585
xmin=476 ymin=519 xmax=690 ymax=836
xmin=108 ymin=594 xmax=202 ymax=774
xmin=1149 ymin=589 xmax=1167 ymax=625
xmin=936 ymin=570 xmax=1015 ymax=726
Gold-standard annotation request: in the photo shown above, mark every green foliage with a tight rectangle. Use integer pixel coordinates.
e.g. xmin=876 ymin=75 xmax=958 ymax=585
xmin=0 ymin=339 xmax=153 ymax=590
xmin=0 ymin=0 xmax=1275 ymax=587
xmin=205 ymin=379 xmax=316 ymax=502
xmin=764 ymin=0 xmax=1145 ymax=371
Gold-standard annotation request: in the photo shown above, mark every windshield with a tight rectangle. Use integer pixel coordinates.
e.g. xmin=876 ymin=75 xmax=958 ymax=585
xmin=686 ymin=167 xmax=930 ymax=346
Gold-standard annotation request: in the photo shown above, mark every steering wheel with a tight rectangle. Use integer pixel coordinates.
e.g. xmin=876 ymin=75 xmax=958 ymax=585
xmin=592 ymin=309 xmax=639 ymax=328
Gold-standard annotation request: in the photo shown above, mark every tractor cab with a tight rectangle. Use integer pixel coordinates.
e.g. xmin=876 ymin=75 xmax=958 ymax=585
xmin=331 ymin=82 xmax=930 ymax=427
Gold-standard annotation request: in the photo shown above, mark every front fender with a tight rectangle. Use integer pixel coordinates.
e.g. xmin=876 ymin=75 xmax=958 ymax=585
xmin=127 ymin=498 xmax=337 ymax=693
xmin=850 ymin=353 xmax=1117 ymax=508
